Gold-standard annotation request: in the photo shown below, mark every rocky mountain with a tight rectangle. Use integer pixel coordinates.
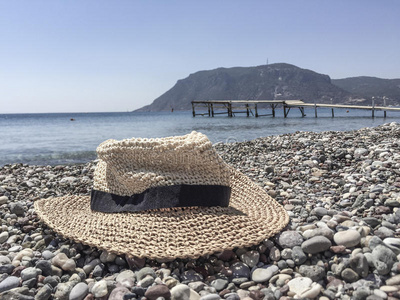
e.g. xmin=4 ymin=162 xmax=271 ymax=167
xmin=332 ymin=77 xmax=400 ymax=106
xmin=137 ymin=63 xmax=398 ymax=111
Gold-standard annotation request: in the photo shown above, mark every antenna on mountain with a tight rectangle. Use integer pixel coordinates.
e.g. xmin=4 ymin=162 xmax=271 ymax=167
xmin=266 ymin=58 xmax=269 ymax=65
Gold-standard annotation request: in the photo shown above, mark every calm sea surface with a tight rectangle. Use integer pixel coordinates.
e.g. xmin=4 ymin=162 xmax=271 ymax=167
xmin=1 ymin=109 xmax=399 ymax=166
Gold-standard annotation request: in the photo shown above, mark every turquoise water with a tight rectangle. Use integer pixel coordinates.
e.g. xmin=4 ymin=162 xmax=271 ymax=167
xmin=0 ymin=108 xmax=399 ymax=166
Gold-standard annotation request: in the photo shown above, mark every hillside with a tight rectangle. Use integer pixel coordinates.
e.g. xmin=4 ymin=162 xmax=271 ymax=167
xmin=332 ymin=77 xmax=400 ymax=105
xmin=137 ymin=63 xmax=352 ymax=111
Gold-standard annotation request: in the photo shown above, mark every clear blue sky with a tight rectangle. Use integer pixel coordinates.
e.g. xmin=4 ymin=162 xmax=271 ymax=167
xmin=1 ymin=0 xmax=399 ymax=113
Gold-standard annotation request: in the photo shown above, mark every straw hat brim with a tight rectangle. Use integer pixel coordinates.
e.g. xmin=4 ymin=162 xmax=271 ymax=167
xmin=34 ymin=169 xmax=289 ymax=260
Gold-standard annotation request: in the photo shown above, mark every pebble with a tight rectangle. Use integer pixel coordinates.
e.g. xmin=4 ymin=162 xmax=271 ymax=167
xmin=20 ymin=267 xmax=38 ymax=281
xmin=171 ymin=284 xmax=191 ymax=300
xmin=251 ymin=265 xmax=278 ymax=283
xmin=383 ymin=238 xmax=400 ymax=255
xmin=276 ymin=231 xmax=303 ymax=248
xmin=372 ymin=245 xmax=396 ymax=275
xmin=52 ymin=253 xmax=76 ymax=272
xmin=145 ymin=284 xmax=171 ymax=300
xmin=69 ymin=282 xmax=89 ymax=300
xmin=240 ymin=251 xmax=259 ymax=268
xmin=0 ymin=231 xmax=9 ymax=243
xmin=298 ymin=265 xmax=325 ymax=282
xmin=333 ymin=230 xmax=361 ymax=248
xmin=91 ymin=280 xmax=108 ymax=298
xmin=0 ymin=276 xmax=20 ymax=293
xmin=301 ymin=236 xmax=332 ymax=254
xmin=35 ymin=284 xmax=52 ymax=300
xmin=137 ymin=267 xmax=156 ymax=281
xmin=0 ymin=195 xmax=8 ymax=205
xmin=109 ymin=286 xmax=130 ymax=300
xmin=230 ymin=262 xmax=250 ymax=278
xmin=287 ymin=277 xmax=313 ymax=296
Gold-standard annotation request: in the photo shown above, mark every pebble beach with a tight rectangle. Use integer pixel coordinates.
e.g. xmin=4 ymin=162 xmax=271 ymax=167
xmin=1 ymin=123 xmax=400 ymax=300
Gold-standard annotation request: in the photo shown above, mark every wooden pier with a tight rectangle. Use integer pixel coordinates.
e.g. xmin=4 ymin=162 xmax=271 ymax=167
xmin=191 ymin=100 xmax=400 ymax=118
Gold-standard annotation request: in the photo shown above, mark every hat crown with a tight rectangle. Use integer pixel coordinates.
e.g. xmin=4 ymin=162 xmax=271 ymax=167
xmin=93 ymin=131 xmax=231 ymax=196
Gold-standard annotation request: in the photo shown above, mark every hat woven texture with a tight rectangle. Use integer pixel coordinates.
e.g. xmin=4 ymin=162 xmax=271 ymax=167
xmin=34 ymin=132 xmax=289 ymax=260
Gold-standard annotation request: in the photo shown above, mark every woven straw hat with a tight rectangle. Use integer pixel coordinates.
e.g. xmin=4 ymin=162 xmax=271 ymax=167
xmin=35 ymin=131 xmax=289 ymax=260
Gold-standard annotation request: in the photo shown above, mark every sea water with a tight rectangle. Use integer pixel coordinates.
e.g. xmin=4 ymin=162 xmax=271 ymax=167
xmin=0 ymin=108 xmax=399 ymax=166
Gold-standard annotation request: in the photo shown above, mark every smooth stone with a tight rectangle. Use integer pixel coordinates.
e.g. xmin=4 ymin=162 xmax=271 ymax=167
xmin=350 ymin=253 xmax=369 ymax=278
xmin=224 ymin=293 xmax=240 ymax=300
xmin=181 ymin=270 xmax=203 ymax=283
xmin=36 ymin=260 xmax=53 ymax=277
xmin=298 ymin=265 xmax=325 ymax=282
xmin=145 ymin=284 xmax=171 ymax=300
xmin=188 ymin=281 xmax=206 ymax=293
xmin=138 ymin=274 xmax=155 ymax=288
xmin=291 ymin=246 xmax=307 ymax=265
xmin=36 ymin=284 xmax=53 ymax=300
xmin=0 ymin=276 xmax=20 ymax=293
xmin=363 ymin=217 xmax=381 ymax=228
xmin=0 ymin=232 xmax=9 ymax=243
xmin=386 ymin=274 xmax=400 ymax=285
xmin=306 ymin=227 xmax=334 ymax=240
xmin=300 ymin=283 xmax=322 ymax=299
xmin=240 ymin=251 xmax=259 ymax=268
xmin=131 ymin=286 xmax=146 ymax=296
xmin=380 ymin=285 xmax=398 ymax=293
xmin=0 ymin=256 xmax=11 ymax=265
xmin=43 ymin=276 xmax=59 ymax=288
xmin=372 ymin=245 xmax=396 ymax=275
xmin=92 ymin=280 xmax=108 ymax=298
xmin=353 ymin=287 xmax=370 ymax=300
xmin=301 ymin=236 xmax=331 ymax=254
xmin=313 ymin=207 xmax=328 ymax=217
xmin=52 ymin=253 xmax=76 ymax=272
xmin=368 ymin=236 xmax=384 ymax=250
xmin=384 ymin=198 xmax=400 ymax=207
xmin=0 ymin=196 xmax=8 ymax=205
xmin=277 ymin=231 xmax=304 ymax=248
xmin=334 ymin=230 xmax=361 ymax=248
xmin=83 ymin=258 xmax=101 ymax=274
xmin=230 ymin=262 xmax=250 ymax=279
xmin=373 ymin=289 xmax=388 ymax=299
xmin=54 ymin=282 xmax=74 ymax=300
xmin=251 ymin=265 xmax=279 ymax=283
xmin=0 ymin=264 xmax=14 ymax=274
xmin=99 ymin=250 xmax=116 ymax=264
xmin=383 ymin=238 xmax=400 ymax=255
xmin=269 ymin=246 xmax=281 ymax=261
xmin=109 ymin=286 xmax=130 ymax=300
xmin=116 ymin=270 xmax=135 ymax=283
xmin=341 ymin=268 xmax=359 ymax=283
xmin=287 ymin=277 xmax=313 ymax=296
xmin=171 ymin=284 xmax=191 ymax=300
xmin=42 ymin=250 xmax=55 ymax=260
xmin=20 ymin=267 xmax=38 ymax=281
xmin=211 ymin=279 xmax=228 ymax=292
xmin=374 ymin=227 xmax=394 ymax=239
xmin=136 ymin=267 xmax=156 ymax=281
xmin=9 ymin=202 xmax=25 ymax=216
xmin=69 ymin=282 xmax=89 ymax=300
xmin=200 ymin=295 xmax=221 ymax=300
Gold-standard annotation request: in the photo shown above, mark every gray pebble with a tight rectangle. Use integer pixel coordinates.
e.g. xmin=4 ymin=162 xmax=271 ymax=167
xmin=69 ymin=282 xmax=89 ymax=300
xmin=0 ymin=276 xmax=20 ymax=293
xmin=302 ymin=236 xmax=331 ymax=254
xmin=277 ymin=231 xmax=304 ymax=248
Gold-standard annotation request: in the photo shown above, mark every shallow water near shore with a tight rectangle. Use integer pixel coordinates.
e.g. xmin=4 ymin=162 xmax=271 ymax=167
xmin=0 ymin=108 xmax=399 ymax=165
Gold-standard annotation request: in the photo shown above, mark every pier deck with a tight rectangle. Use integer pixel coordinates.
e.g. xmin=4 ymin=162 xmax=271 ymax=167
xmin=191 ymin=100 xmax=400 ymax=118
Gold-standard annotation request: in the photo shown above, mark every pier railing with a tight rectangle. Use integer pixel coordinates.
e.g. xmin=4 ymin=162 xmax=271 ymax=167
xmin=191 ymin=100 xmax=400 ymax=118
